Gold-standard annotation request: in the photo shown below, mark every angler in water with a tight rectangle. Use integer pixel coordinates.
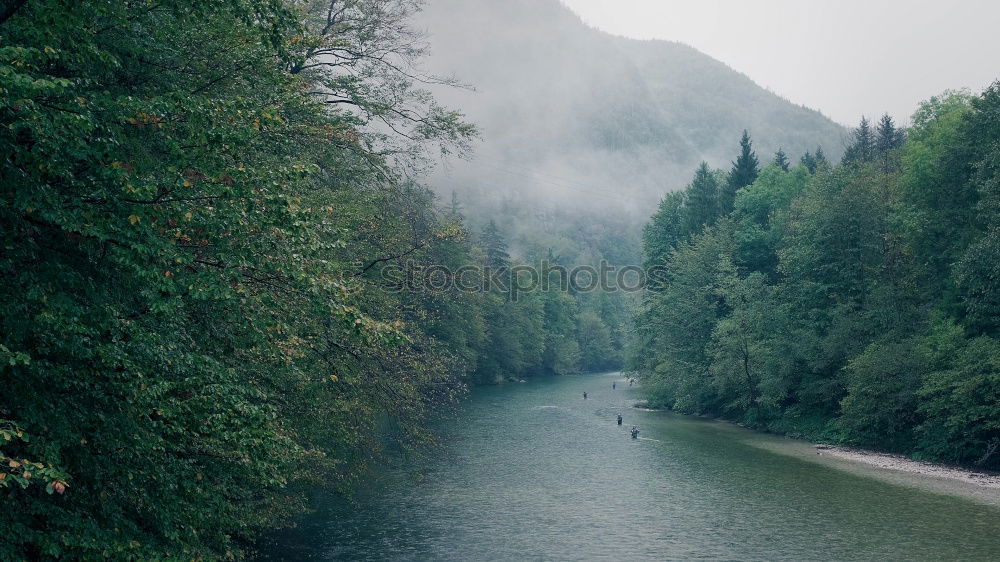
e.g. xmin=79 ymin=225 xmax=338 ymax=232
xmin=583 ymin=392 xmax=588 ymax=400
xmin=631 ymin=426 xmax=640 ymax=439
xmin=617 ymin=414 xmax=623 ymax=425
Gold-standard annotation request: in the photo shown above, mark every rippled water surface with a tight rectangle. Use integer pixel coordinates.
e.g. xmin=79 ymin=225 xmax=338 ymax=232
xmin=261 ymin=372 xmax=1000 ymax=560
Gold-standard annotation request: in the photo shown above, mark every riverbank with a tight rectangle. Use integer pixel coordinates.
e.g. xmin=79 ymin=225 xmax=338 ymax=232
xmin=631 ymin=402 xmax=1000 ymax=505
xmin=818 ymin=445 xmax=1000 ymax=490
xmin=757 ymin=436 xmax=1000 ymax=508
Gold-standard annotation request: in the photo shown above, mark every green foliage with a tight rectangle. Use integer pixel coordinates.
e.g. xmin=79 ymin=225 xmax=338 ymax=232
xmin=773 ymin=148 xmax=790 ymax=172
xmin=839 ymin=340 xmax=923 ymax=451
xmin=0 ymin=0 xmax=496 ymax=558
xmin=643 ymin=191 xmax=685 ymax=273
xmin=842 ymin=116 xmax=876 ymax=165
xmin=721 ymin=130 xmax=760 ymax=214
xmin=634 ymin=83 xmax=1000 ymax=467
xmin=683 ymin=162 xmax=720 ymax=236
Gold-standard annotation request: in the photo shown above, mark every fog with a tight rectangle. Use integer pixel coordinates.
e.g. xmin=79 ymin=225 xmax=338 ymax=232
xmin=413 ymin=0 xmax=847 ymax=217
xmin=561 ymin=0 xmax=1000 ymax=127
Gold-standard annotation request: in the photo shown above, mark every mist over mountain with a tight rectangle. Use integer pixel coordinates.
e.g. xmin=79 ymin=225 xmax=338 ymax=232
xmin=417 ymin=0 xmax=847 ymax=217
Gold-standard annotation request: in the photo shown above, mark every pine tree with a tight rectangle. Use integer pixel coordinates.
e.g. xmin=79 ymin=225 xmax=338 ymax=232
xmin=721 ymin=130 xmax=760 ymax=214
xmin=684 ymin=162 xmax=720 ymax=235
xmin=800 ymin=151 xmax=817 ymax=173
xmin=773 ymin=148 xmax=790 ymax=172
xmin=874 ymin=113 xmax=906 ymax=173
xmin=814 ymin=146 xmax=828 ymax=168
xmin=875 ymin=113 xmax=906 ymax=155
xmin=481 ymin=220 xmax=510 ymax=269
xmin=842 ymin=116 xmax=875 ymax=165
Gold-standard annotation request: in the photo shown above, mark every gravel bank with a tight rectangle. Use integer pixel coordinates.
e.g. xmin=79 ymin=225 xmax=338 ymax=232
xmin=815 ymin=445 xmax=1000 ymax=490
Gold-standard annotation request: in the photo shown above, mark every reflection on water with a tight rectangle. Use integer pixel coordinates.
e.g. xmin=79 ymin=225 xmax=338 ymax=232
xmin=260 ymin=373 xmax=1000 ymax=561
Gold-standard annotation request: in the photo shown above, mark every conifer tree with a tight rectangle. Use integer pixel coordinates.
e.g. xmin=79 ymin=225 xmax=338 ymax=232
xmin=800 ymin=151 xmax=817 ymax=173
xmin=773 ymin=148 xmax=790 ymax=171
xmin=721 ymin=130 xmax=760 ymax=214
xmin=481 ymin=220 xmax=511 ymax=269
xmin=814 ymin=146 xmax=828 ymax=167
xmin=684 ymin=162 xmax=720 ymax=235
xmin=842 ymin=116 xmax=875 ymax=164
xmin=874 ymin=113 xmax=906 ymax=173
xmin=875 ymin=113 xmax=906 ymax=155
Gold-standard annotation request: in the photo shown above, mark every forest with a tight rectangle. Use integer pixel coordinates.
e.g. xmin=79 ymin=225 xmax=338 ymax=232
xmin=0 ymin=0 xmax=623 ymax=558
xmin=1 ymin=0 xmax=998 ymax=559
xmin=634 ymin=91 xmax=1000 ymax=469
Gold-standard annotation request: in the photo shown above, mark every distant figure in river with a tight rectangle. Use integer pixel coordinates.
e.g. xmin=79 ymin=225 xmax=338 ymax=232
xmin=631 ymin=425 xmax=639 ymax=439
xmin=583 ymin=392 xmax=588 ymax=400
xmin=617 ymin=414 xmax=623 ymax=425
xmin=612 ymin=381 xmax=616 ymax=390
xmin=629 ymin=378 xmax=633 ymax=387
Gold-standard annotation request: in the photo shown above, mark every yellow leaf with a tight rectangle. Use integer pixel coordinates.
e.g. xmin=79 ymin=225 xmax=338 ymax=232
xmin=184 ymin=212 xmax=193 ymax=221
xmin=129 ymin=215 xmax=139 ymax=225
xmin=183 ymin=180 xmax=192 ymax=187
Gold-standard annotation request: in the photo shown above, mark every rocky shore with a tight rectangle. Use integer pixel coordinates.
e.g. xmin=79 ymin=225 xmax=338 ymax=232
xmin=814 ymin=444 xmax=1000 ymax=490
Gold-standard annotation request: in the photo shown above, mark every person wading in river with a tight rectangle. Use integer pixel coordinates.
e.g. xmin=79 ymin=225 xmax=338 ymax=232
xmin=583 ymin=392 xmax=587 ymax=400
xmin=617 ymin=414 xmax=623 ymax=425
xmin=631 ymin=426 xmax=639 ymax=439
xmin=612 ymin=381 xmax=616 ymax=390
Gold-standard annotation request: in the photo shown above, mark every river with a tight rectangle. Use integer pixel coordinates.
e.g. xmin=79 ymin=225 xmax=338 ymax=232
xmin=261 ymin=372 xmax=1000 ymax=560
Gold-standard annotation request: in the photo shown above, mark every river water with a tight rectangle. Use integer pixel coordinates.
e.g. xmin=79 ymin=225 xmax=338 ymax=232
xmin=261 ymin=372 xmax=1000 ymax=561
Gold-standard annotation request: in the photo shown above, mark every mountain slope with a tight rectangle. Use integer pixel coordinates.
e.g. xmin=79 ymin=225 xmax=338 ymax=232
xmin=416 ymin=0 xmax=846 ymax=215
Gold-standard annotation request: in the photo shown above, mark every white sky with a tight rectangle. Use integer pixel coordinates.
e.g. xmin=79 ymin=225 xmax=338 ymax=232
xmin=560 ymin=0 xmax=1000 ymax=125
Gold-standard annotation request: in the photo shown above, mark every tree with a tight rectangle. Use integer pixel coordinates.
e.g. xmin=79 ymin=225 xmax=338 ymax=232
xmin=635 ymin=222 xmax=737 ymax=412
xmin=773 ymin=148 xmax=790 ymax=172
xmin=814 ymin=146 xmax=828 ymax=168
xmin=577 ymin=311 xmax=615 ymax=371
xmin=842 ymin=116 xmax=875 ymax=165
xmin=684 ymin=162 xmax=720 ymax=235
xmin=633 ymin=82 xmax=1000 ymax=470
xmin=709 ymin=267 xmax=771 ymax=422
xmin=0 ymin=0 xmax=478 ymax=557
xmin=917 ymin=321 xmax=1000 ymax=467
xmin=875 ymin=113 xmax=906 ymax=173
xmin=898 ymin=91 xmax=976 ymax=298
xmin=290 ymin=0 xmax=476 ymax=167
xmin=481 ymin=220 xmax=511 ymax=269
xmin=643 ymin=191 xmax=685 ymax=273
xmin=721 ymin=130 xmax=760 ymax=215
xmin=800 ymin=151 xmax=817 ymax=173
xmin=839 ymin=339 xmax=924 ymax=451
xmin=875 ymin=113 xmax=906 ymax=155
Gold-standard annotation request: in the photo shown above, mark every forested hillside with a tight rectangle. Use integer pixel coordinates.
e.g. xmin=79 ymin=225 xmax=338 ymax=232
xmin=0 ymin=0 xmax=609 ymax=558
xmin=417 ymin=0 xmax=847 ymax=215
xmin=634 ymin=90 xmax=1000 ymax=468
xmin=410 ymin=0 xmax=852 ymax=373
